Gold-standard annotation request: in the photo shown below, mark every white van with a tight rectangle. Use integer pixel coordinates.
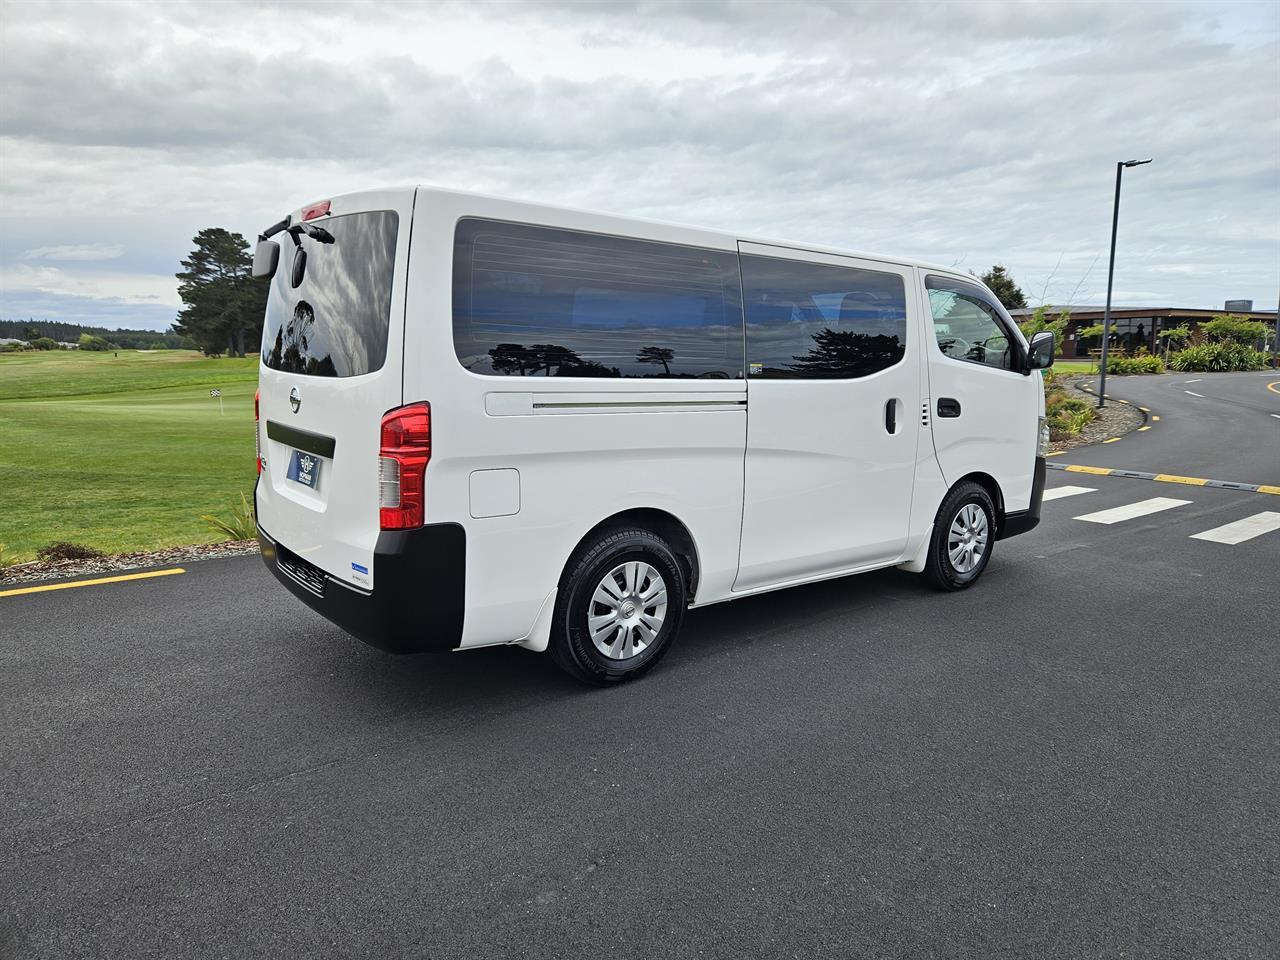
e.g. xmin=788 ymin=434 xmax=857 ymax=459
xmin=253 ymin=187 xmax=1053 ymax=684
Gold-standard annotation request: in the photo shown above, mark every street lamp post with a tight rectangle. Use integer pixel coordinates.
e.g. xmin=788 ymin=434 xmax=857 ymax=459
xmin=1097 ymin=158 xmax=1152 ymax=408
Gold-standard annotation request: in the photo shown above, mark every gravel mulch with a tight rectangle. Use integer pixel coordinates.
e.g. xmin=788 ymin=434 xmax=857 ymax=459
xmin=1 ymin=540 xmax=260 ymax=586
xmin=1047 ymin=375 xmax=1146 ymax=453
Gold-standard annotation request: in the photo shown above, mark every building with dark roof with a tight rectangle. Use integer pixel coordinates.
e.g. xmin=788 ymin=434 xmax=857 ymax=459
xmin=1009 ymin=301 xmax=1277 ymax=358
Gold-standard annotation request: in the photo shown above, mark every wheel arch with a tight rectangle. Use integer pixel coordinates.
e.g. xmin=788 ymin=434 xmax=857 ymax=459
xmin=953 ymin=471 xmax=1006 ymax=531
xmin=569 ymin=508 xmax=701 ymax=602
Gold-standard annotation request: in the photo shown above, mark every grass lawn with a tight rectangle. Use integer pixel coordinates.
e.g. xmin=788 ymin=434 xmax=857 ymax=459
xmin=1052 ymin=359 xmax=1096 ymax=375
xmin=0 ymin=350 xmax=259 ymax=562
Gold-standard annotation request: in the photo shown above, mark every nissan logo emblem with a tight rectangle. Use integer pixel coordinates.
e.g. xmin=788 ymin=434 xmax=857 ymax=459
xmin=289 ymin=386 xmax=301 ymax=414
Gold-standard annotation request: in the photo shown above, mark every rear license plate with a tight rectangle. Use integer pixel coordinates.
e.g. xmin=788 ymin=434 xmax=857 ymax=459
xmin=286 ymin=450 xmax=322 ymax=490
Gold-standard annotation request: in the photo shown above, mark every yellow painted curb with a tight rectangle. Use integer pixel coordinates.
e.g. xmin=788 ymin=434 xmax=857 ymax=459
xmin=1065 ymin=465 xmax=1114 ymax=475
xmin=1138 ymin=426 xmax=1151 ymax=432
xmin=1103 ymin=437 xmax=1121 ymax=443
xmin=1258 ymin=485 xmax=1280 ymax=496
xmin=0 ymin=568 xmax=186 ymax=598
xmin=1153 ymin=474 xmax=1208 ymax=486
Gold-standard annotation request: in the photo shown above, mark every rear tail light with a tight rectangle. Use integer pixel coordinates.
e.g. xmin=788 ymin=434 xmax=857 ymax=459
xmin=379 ymin=402 xmax=431 ymax=529
xmin=254 ymin=388 xmax=264 ymax=475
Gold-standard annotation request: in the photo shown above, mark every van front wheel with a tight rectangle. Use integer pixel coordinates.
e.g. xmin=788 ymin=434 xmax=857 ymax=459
xmin=922 ymin=482 xmax=996 ymax=591
xmin=550 ymin=528 xmax=686 ymax=685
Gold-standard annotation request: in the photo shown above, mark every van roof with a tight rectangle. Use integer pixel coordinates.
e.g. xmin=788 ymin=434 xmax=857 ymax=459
xmin=405 ymin=184 xmax=972 ymax=280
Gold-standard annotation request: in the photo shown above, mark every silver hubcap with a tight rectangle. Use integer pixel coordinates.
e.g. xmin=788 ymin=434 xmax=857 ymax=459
xmin=948 ymin=503 xmax=989 ymax=574
xmin=589 ymin=561 xmax=668 ymax=660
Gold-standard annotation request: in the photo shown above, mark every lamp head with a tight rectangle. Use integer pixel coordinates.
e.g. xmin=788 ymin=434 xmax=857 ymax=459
xmin=1122 ymin=158 xmax=1153 ymax=167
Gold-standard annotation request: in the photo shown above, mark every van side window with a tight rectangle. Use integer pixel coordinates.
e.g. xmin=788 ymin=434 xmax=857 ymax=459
xmin=925 ymin=276 xmax=1017 ymax=371
xmin=740 ymin=255 xmax=907 ymax=379
xmin=452 ymin=219 xmax=744 ymax=378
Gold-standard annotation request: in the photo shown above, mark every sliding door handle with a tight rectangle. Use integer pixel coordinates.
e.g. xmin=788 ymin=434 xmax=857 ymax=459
xmin=937 ymin=397 xmax=962 ymax=418
xmin=884 ymin=398 xmax=897 ymax=434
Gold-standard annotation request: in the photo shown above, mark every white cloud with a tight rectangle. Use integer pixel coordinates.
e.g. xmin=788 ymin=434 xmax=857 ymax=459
xmin=22 ymin=243 xmax=123 ymax=262
xmin=0 ymin=264 xmax=180 ymax=307
xmin=0 ymin=0 xmax=1277 ymax=325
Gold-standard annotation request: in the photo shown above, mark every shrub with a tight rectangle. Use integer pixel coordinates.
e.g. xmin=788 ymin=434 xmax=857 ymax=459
xmin=29 ymin=337 xmax=59 ymax=350
xmin=1044 ymin=385 xmax=1096 ymax=439
xmin=37 ymin=541 xmax=105 ymax=561
xmin=1158 ymin=325 xmax=1192 ymax=349
xmin=1104 ymin=354 xmax=1164 ymax=375
xmin=201 ymin=492 xmax=256 ymax=541
xmin=1169 ymin=342 xmax=1271 ymax=372
xmin=1201 ymin=314 xmax=1270 ymax=346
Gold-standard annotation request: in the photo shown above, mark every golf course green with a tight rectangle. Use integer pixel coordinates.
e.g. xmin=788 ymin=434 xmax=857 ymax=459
xmin=1 ymin=350 xmax=260 ymax=562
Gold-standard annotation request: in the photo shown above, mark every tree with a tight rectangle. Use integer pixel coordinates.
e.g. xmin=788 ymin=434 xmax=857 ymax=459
xmin=1017 ymin=305 xmax=1069 ymax=356
xmin=1201 ymin=314 xmax=1270 ymax=346
xmin=174 ymin=228 xmax=267 ymax=357
xmin=636 ymin=346 xmax=674 ymax=375
xmin=979 ymin=265 xmax=1027 ymax=310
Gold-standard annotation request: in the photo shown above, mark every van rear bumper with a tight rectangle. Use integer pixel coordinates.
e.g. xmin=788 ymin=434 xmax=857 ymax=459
xmin=256 ymin=522 xmax=466 ymax=654
xmin=998 ymin=456 xmax=1046 ymax=540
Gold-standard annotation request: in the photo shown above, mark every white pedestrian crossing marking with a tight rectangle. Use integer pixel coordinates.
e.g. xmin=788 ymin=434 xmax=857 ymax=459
xmin=1043 ymin=485 xmax=1096 ymax=501
xmin=1190 ymin=512 xmax=1280 ymax=545
xmin=1074 ymin=497 xmax=1192 ymax=525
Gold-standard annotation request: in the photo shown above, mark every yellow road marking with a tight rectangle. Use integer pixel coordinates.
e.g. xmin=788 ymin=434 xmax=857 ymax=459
xmin=1138 ymin=425 xmax=1151 ymax=431
xmin=0 ymin=568 xmax=185 ymax=598
xmin=1066 ymin=465 xmax=1114 ymax=475
xmin=1103 ymin=437 xmax=1121 ymax=443
xmin=1259 ymin=485 xmax=1280 ymax=496
xmin=1152 ymin=415 xmax=1161 ymax=421
xmin=1046 ymin=451 xmax=1066 ymax=457
xmin=1139 ymin=406 xmax=1150 ymax=412
xmin=1153 ymin=474 xmax=1208 ymax=486
xmin=1266 ymin=381 xmax=1280 ymax=395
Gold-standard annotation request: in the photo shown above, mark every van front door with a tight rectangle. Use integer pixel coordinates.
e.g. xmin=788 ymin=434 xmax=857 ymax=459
xmin=734 ymin=243 xmax=923 ymax=591
xmin=921 ymin=274 xmax=1038 ymax=515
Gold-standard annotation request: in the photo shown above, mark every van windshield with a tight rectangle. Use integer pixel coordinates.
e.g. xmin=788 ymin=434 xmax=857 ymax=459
xmin=261 ymin=211 xmax=398 ymax=377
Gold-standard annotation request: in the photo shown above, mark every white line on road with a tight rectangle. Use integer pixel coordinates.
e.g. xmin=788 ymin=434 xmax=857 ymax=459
xmin=1271 ymin=414 xmax=1280 ymax=420
xmin=1190 ymin=512 xmax=1280 ymax=545
xmin=1074 ymin=497 xmax=1192 ymax=525
xmin=1183 ymin=379 xmax=1202 ymax=383
xmin=1042 ymin=485 xmax=1097 ymax=501
xmin=1185 ymin=391 xmax=1205 ymax=397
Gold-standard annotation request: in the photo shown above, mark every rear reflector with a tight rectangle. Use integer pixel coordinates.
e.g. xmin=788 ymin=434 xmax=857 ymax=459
xmin=379 ymin=403 xmax=431 ymax=529
xmin=254 ymin=387 xmax=263 ymax=475
xmin=301 ymin=200 xmax=331 ymax=221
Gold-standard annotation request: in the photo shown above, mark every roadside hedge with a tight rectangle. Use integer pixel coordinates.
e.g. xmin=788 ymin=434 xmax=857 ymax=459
xmin=1104 ymin=354 xmax=1164 ymax=375
xmin=1169 ymin=342 xmax=1271 ymax=372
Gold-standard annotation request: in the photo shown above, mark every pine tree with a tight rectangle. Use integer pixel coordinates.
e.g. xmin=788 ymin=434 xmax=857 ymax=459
xmin=978 ymin=265 xmax=1027 ymax=310
xmin=174 ymin=229 xmax=267 ymax=357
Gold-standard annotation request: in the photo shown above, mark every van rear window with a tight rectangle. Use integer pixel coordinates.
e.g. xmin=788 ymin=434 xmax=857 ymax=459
xmin=262 ymin=211 xmax=398 ymax=378
xmin=452 ymin=218 xmax=744 ymax=379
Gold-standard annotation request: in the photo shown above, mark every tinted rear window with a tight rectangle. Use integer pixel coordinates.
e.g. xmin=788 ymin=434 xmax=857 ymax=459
xmin=262 ymin=211 xmax=398 ymax=378
xmin=452 ymin=218 xmax=744 ymax=378
xmin=741 ymin=255 xmax=907 ymax=379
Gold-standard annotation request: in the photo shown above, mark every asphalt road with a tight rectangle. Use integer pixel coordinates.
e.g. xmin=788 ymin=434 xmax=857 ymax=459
xmin=3 ymin=372 xmax=1278 ymax=959
xmin=1062 ymin=370 xmax=1280 ymax=483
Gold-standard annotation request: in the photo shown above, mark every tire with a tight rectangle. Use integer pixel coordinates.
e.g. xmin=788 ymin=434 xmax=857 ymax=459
xmin=922 ymin=481 xmax=997 ymax=591
xmin=549 ymin=527 xmax=687 ymax=685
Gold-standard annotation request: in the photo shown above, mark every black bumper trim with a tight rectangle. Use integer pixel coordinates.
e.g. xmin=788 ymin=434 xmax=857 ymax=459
xmin=999 ymin=455 xmax=1046 ymax=540
xmin=257 ymin=521 xmax=465 ymax=654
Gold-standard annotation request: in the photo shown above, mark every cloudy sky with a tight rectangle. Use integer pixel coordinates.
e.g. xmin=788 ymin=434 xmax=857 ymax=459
xmin=1 ymin=0 xmax=1277 ymax=331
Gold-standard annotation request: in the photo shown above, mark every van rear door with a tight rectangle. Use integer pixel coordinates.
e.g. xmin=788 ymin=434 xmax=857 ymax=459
xmin=255 ymin=187 xmax=414 ymax=592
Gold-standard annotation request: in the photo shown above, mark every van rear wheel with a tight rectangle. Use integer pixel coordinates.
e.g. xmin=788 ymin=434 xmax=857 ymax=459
xmin=550 ymin=528 xmax=686 ymax=685
xmin=922 ymin=481 xmax=996 ymax=591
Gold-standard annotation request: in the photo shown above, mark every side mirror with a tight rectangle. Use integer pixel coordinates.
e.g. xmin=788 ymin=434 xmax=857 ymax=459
xmin=252 ymin=239 xmax=280 ymax=279
xmin=1026 ymin=331 xmax=1055 ymax=372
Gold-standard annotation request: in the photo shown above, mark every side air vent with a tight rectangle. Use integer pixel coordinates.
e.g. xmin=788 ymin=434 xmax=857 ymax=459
xmin=920 ymin=399 xmax=931 ymax=430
